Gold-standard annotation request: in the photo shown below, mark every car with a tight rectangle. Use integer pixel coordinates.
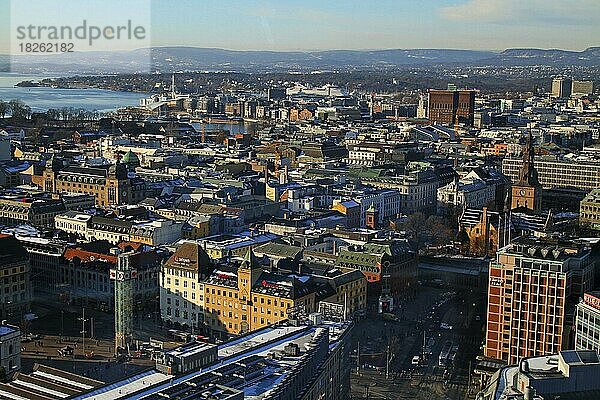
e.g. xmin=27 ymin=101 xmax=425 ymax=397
xmin=382 ymin=313 xmax=399 ymax=322
xmin=440 ymin=323 xmax=453 ymax=330
xmin=411 ymin=355 xmax=421 ymax=366
xmin=58 ymin=346 xmax=74 ymax=357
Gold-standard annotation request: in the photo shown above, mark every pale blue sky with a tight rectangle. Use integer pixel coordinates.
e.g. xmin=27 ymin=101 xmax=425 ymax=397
xmin=1 ymin=0 xmax=599 ymax=52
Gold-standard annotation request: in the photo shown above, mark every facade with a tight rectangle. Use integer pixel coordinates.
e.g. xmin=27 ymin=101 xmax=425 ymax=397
xmin=55 ymin=211 xmax=92 ymax=237
xmin=160 ymin=242 xmax=212 ymax=331
xmin=318 ymin=270 xmax=367 ymax=319
xmin=437 ymin=178 xmax=495 ymax=214
xmin=56 ymin=212 xmax=184 ymax=245
xmin=365 ymin=204 xmax=378 ymax=229
xmin=60 ymin=244 xmax=162 ymax=311
xmin=355 ymin=189 xmax=401 ymax=227
xmin=203 ymin=251 xmax=318 ymax=338
xmin=156 ymin=341 xmax=217 ymax=375
xmin=572 ymin=80 xmax=594 ymax=97
xmin=346 ymin=143 xmax=420 ymax=167
xmin=502 ymin=156 xmax=600 ymax=192
xmin=427 ymin=89 xmax=476 ymax=126
xmin=334 ymin=240 xmax=416 ymax=300
xmin=17 ymin=236 xmax=68 ymax=294
xmin=87 ymin=216 xmax=133 ymax=244
xmin=551 ymin=77 xmax=572 ymax=98
xmin=575 ymin=292 xmax=600 ymax=353
xmin=485 ymin=238 xmax=594 ymax=365
xmin=579 ymin=188 xmax=600 ymax=229
xmin=0 ymin=196 xmax=65 ymax=228
xmin=35 ymin=159 xmax=143 ymax=207
xmin=0 ymin=234 xmax=31 ymax=321
xmin=0 ymin=324 xmax=21 ymax=377
xmin=361 ymin=170 xmax=440 ymax=215
xmin=129 ymin=219 xmax=184 ymax=245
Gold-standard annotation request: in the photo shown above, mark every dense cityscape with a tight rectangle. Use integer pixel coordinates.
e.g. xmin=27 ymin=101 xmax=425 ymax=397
xmin=0 ymin=2 xmax=599 ymax=400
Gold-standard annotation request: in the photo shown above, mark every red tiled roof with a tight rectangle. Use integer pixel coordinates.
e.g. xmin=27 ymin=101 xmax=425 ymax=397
xmin=117 ymin=241 xmax=144 ymax=251
xmin=63 ymin=248 xmax=117 ymax=264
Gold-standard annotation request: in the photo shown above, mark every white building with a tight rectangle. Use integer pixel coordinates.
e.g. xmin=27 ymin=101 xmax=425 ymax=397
xmin=160 ymin=242 xmax=211 ymax=330
xmin=355 ymin=189 xmax=401 ymax=227
xmin=0 ymin=323 xmax=21 ymax=376
xmin=437 ymin=178 xmax=495 ymax=213
xmin=54 ymin=211 xmax=92 ymax=237
xmin=130 ymin=220 xmax=184 ymax=246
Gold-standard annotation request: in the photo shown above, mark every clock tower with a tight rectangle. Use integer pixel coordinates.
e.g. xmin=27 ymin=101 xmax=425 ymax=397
xmin=511 ymin=130 xmax=542 ymax=212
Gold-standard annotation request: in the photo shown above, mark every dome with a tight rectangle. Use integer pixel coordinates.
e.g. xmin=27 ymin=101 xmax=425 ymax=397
xmin=122 ymin=150 xmax=140 ymax=168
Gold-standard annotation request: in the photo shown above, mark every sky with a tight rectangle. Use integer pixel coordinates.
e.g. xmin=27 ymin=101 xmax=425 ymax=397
xmin=1 ymin=0 xmax=599 ymax=52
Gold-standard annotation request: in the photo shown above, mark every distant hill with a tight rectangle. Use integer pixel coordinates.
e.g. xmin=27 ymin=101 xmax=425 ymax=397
xmin=5 ymin=46 xmax=600 ymax=74
xmin=146 ymin=47 xmax=497 ymax=69
xmin=488 ymin=47 xmax=600 ymax=66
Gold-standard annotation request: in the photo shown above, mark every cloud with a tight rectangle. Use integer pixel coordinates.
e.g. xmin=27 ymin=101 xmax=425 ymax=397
xmin=439 ymin=0 xmax=599 ymax=25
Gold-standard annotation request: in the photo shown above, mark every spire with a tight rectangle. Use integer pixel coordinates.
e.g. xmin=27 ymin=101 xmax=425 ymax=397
xmin=518 ymin=127 xmax=540 ymax=187
xmin=241 ymin=247 xmax=259 ymax=270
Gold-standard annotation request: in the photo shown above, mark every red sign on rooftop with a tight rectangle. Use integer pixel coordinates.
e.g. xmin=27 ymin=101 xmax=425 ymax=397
xmin=584 ymin=293 xmax=600 ymax=310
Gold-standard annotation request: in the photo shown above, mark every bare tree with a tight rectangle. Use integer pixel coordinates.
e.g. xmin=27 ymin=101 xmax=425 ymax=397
xmin=0 ymin=101 xmax=8 ymax=118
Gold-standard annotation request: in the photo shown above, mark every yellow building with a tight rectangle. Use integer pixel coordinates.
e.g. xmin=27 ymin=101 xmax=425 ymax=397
xmin=203 ymin=250 xmax=317 ymax=338
xmin=319 ymin=270 xmax=367 ymax=319
xmin=182 ymin=216 xmax=211 ymax=240
xmin=34 ymin=157 xmax=141 ymax=207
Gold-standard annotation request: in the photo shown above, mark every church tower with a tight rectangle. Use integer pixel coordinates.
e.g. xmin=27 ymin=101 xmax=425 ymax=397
xmin=511 ymin=130 xmax=542 ymax=212
xmin=365 ymin=203 xmax=379 ymax=229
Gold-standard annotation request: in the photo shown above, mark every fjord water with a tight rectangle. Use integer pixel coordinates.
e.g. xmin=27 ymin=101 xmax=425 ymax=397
xmin=0 ymin=75 xmax=147 ymax=112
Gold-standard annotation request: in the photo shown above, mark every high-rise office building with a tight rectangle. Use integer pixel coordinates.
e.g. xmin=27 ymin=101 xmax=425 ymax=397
xmin=575 ymin=292 xmax=600 ymax=354
xmin=485 ymin=238 xmax=594 ymax=365
xmin=427 ymin=89 xmax=476 ymax=126
xmin=551 ymin=77 xmax=572 ymax=98
xmin=572 ymin=80 xmax=594 ymax=97
xmin=502 ymin=156 xmax=600 ymax=192
xmin=416 ymin=93 xmax=427 ymax=119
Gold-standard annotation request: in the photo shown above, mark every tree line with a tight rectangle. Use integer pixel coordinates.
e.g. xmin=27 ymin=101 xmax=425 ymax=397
xmin=0 ymin=100 xmax=104 ymax=122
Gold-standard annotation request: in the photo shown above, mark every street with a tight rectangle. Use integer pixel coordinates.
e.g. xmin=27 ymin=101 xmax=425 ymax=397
xmin=351 ymin=284 xmax=485 ymax=399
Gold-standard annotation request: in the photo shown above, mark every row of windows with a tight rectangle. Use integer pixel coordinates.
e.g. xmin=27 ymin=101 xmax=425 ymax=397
xmin=165 ymin=268 xmax=196 ymax=279
xmin=165 ymin=277 xmax=197 ymax=289
xmin=165 ymin=307 xmax=198 ymax=321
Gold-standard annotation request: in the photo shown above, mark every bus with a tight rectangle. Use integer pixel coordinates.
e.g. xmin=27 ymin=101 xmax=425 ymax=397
xmin=438 ymin=341 xmax=452 ymax=367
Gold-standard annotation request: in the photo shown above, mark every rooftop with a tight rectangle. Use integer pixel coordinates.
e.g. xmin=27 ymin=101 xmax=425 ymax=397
xmin=0 ymin=324 xmax=18 ymax=336
xmin=74 ymin=321 xmax=350 ymax=400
